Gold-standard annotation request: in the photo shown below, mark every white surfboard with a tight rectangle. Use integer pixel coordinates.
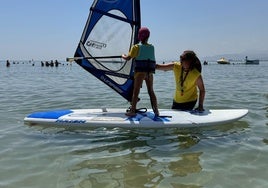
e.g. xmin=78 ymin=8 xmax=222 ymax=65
xmin=24 ymin=108 xmax=248 ymax=129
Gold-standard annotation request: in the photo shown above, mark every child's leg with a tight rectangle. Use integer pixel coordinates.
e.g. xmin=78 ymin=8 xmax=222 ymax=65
xmin=126 ymin=73 xmax=145 ymax=116
xmin=145 ymin=74 xmax=159 ymax=116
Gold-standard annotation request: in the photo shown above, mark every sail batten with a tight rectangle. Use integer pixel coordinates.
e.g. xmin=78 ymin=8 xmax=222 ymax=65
xmin=74 ymin=0 xmax=140 ymax=101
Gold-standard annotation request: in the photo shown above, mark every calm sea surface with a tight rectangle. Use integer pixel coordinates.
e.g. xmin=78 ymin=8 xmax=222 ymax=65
xmin=0 ymin=60 xmax=267 ymax=188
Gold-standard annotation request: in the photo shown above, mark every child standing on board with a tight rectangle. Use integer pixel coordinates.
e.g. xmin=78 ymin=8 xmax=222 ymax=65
xmin=122 ymin=27 xmax=159 ymax=117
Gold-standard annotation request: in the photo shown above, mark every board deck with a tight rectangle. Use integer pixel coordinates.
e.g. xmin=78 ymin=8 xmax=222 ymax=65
xmin=24 ymin=108 xmax=248 ymax=129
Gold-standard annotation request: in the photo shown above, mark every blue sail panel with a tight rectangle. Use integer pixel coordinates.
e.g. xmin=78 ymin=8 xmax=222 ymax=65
xmin=74 ymin=0 xmax=141 ymax=101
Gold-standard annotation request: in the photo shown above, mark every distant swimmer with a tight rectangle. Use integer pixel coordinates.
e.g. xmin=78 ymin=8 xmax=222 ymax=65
xmin=45 ymin=61 xmax=50 ymax=67
xmin=6 ymin=60 xmax=10 ymax=67
xmin=55 ymin=60 xmax=59 ymax=67
xmin=50 ymin=60 xmax=54 ymax=67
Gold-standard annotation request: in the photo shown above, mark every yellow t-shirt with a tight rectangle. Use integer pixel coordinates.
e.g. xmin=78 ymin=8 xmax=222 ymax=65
xmin=128 ymin=44 xmax=139 ymax=58
xmin=173 ymin=62 xmax=201 ymax=103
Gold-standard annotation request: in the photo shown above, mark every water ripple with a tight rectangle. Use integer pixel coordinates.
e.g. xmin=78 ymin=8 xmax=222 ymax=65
xmin=1 ymin=62 xmax=268 ymax=187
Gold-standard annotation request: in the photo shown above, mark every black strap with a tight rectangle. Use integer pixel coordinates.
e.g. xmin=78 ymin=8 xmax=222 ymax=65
xmin=126 ymin=107 xmax=147 ymax=113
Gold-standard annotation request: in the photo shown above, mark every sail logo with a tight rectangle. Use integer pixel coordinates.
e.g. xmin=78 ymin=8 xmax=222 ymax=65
xmin=100 ymin=75 xmax=123 ymax=94
xmin=86 ymin=40 xmax=107 ymax=49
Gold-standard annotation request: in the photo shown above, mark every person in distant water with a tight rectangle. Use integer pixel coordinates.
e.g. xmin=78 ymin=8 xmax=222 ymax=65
xmin=122 ymin=27 xmax=159 ymax=117
xmin=45 ymin=61 xmax=50 ymax=67
xmin=55 ymin=60 xmax=59 ymax=67
xmin=50 ymin=60 xmax=54 ymax=67
xmin=156 ymin=50 xmax=205 ymax=111
xmin=6 ymin=60 xmax=10 ymax=67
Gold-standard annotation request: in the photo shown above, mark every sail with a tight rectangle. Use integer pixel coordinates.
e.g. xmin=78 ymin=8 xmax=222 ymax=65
xmin=74 ymin=0 xmax=141 ymax=101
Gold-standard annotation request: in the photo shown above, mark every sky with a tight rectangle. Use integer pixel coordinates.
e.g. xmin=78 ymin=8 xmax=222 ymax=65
xmin=1 ymin=0 xmax=268 ymax=61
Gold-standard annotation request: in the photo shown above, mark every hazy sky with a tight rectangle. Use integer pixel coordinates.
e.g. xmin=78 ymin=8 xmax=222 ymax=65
xmin=1 ymin=0 xmax=268 ymax=61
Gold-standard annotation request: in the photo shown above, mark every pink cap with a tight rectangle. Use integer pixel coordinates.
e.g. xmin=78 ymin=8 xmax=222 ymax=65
xmin=138 ymin=27 xmax=150 ymax=42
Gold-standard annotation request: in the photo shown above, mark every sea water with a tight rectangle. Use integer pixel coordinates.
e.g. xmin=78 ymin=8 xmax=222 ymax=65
xmin=0 ymin=61 xmax=267 ymax=188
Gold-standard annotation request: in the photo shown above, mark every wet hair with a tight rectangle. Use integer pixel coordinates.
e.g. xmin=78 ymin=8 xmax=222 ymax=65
xmin=180 ymin=50 xmax=202 ymax=72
